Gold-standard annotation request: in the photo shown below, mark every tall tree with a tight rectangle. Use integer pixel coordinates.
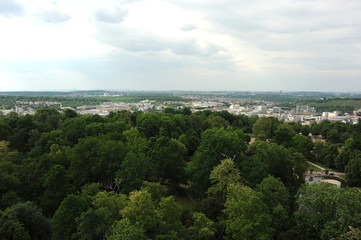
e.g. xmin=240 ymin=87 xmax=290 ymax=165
xmin=252 ymin=117 xmax=276 ymax=140
xmin=0 ymin=202 xmax=51 ymax=240
xmin=188 ymin=128 xmax=246 ymax=196
xmin=224 ymin=184 xmax=273 ymax=240
xmin=51 ymin=195 xmax=90 ymax=240
xmin=41 ymin=164 xmax=74 ymax=216
xmin=150 ymin=136 xmax=187 ymax=182
xmin=207 ymin=158 xmax=242 ymax=200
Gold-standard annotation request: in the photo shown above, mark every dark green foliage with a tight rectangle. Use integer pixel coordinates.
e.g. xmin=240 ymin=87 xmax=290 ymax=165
xmin=33 ymin=108 xmax=61 ymax=132
xmin=41 ymin=164 xmax=74 ymax=216
xmin=188 ymin=127 xmax=247 ymax=196
xmin=150 ymin=136 xmax=187 ymax=182
xmin=289 ymin=134 xmax=314 ymax=160
xmin=1 ymin=107 xmax=361 ymax=240
xmin=73 ymin=208 xmax=114 ymax=240
xmin=51 ymin=195 xmax=91 ymax=240
xmin=241 ymin=141 xmax=306 ymax=189
xmin=274 ymin=123 xmax=296 ymax=146
xmin=68 ymin=136 xmax=125 ymax=189
xmin=345 ymin=157 xmax=361 ymax=187
xmin=252 ymin=117 xmax=275 ymax=140
xmin=0 ymin=202 xmax=50 ymax=240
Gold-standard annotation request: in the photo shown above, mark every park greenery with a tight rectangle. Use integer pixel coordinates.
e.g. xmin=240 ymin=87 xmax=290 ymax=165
xmin=0 ymin=108 xmax=361 ymax=239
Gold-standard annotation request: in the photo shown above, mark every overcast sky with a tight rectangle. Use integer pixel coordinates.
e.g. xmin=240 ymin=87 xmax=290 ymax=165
xmin=1 ymin=0 xmax=361 ymax=92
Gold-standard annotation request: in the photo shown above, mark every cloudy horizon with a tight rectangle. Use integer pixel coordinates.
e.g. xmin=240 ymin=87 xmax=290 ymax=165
xmin=1 ymin=0 xmax=361 ymax=92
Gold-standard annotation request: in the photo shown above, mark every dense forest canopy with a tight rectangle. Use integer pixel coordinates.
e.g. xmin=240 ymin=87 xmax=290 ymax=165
xmin=0 ymin=108 xmax=361 ymax=239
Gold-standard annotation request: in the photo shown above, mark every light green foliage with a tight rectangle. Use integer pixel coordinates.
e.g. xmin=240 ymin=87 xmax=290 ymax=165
xmin=335 ymin=227 xmax=361 ymax=240
xmin=224 ymin=184 xmax=273 ymax=240
xmin=295 ymin=183 xmax=361 ymax=240
xmin=120 ymin=190 xmax=159 ymax=236
xmin=92 ymin=191 xmax=128 ymax=220
xmin=106 ymin=218 xmax=148 ymax=240
xmin=187 ymin=212 xmax=215 ymax=240
xmin=140 ymin=182 xmax=168 ymax=203
xmin=0 ymin=140 xmax=18 ymax=161
xmin=207 ymin=158 xmax=241 ymax=199
xmin=108 ymin=187 xmax=184 ymax=240
xmin=81 ymin=182 xmax=102 ymax=198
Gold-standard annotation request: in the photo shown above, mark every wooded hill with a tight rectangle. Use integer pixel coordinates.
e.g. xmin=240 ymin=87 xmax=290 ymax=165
xmin=296 ymin=98 xmax=361 ymax=113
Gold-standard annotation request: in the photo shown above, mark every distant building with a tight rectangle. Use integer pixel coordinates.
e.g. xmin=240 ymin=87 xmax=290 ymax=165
xmin=296 ymin=105 xmax=316 ymax=114
xmin=229 ymin=104 xmax=240 ymax=110
xmin=272 ymin=107 xmax=282 ymax=114
xmin=353 ymin=110 xmax=361 ymax=116
xmin=256 ymin=105 xmax=267 ymax=114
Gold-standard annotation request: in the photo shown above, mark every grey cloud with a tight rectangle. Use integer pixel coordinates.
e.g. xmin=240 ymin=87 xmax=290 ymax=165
xmin=0 ymin=0 xmax=24 ymax=16
xmin=117 ymin=35 xmax=219 ymax=57
xmin=180 ymin=24 xmax=197 ymax=31
xmin=38 ymin=10 xmax=71 ymax=23
xmin=173 ymin=0 xmax=361 ymax=34
xmin=96 ymin=25 xmax=222 ymax=57
xmin=171 ymin=39 xmax=223 ymax=57
xmin=95 ymin=8 xmax=128 ymax=24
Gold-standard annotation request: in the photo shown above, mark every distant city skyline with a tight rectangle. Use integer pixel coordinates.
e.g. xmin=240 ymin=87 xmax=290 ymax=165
xmin=1 ymin=0 xmax=361 ymax=92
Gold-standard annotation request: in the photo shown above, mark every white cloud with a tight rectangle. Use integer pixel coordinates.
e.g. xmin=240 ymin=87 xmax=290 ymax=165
xmin=1 ymin=0 xmax=361 ymax=91
xmin=180 ymin=24 xmax=197 ymax=31
xmin=95 ymin=7 xmax=128 ymax=23
xmin=37 ymin=9 xmax=71 ymax=23
xmin=0 ymin=0 xmax=25 ymax=17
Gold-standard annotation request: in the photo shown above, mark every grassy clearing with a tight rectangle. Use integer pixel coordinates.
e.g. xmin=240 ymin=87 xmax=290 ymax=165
xmin=174 ymin=195 xmax=195 ymax=211
xmin=307 ymin=163 xmax=322 ymax=172
xmin=311 ymin=162 xmax=343 ymax=173
xmin=167 ymin=185 xmax=195 ymax=211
